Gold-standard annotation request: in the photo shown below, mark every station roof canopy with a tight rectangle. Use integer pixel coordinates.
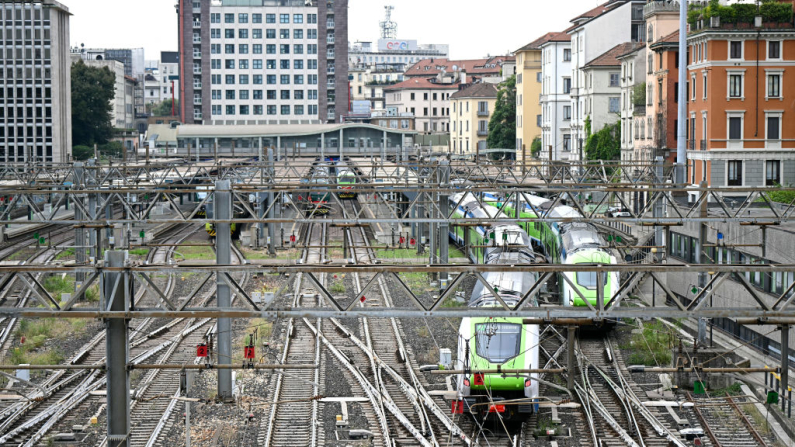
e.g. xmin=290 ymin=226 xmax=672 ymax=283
xmin=176 ymin=123 xmax=417 ymax=139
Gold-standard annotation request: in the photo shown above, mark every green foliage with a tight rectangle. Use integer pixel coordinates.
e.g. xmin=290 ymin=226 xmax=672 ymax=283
xmin=624 ymin=321 xmax=676 ymax=366
xmin=584 ymin=120 xmax=621 ymax=161
xmin=530 ymin=137 xmax=542 ymax=158
xmin=584 ymin=115 xmax=592 ymax=139
xmin=329 ymin=282 xmax=346 ymax=294
xmin=129 ymin=248 xmax=150 ymax=257
xmin=72 ymin=145 xmax=94 ymax=161
xmin=43 ymin=275 xmax=74 ymax=296
xmin=766 ymin=183 xmax=795 ymax=204
xmin=55 ymin=248 xmax=75 ymax=261
xmin=152 ymin=99 xmax=179 ymax=117
xmin=486 ymin=75 xmax=517 ymax=150
xmin=689 ymin=0 xmax=793 ymax=26
xmin=632 ymin=82 xmax=646 ymax=107
xmin=71 ymin=61 xmax=115 ymax=147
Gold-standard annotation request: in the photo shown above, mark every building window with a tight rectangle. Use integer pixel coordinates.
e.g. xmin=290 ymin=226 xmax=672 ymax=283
xmin=563 ymin=49 xmax=571 ymax=61
xmin=766 ymin=161 xmax=781 ymax=186
xmin=609 ymin=73 xmax=620 ymax=87
xmin=563 ymin=106 xmax=571 ymax=121
xmin=703 ymin=73 xmax=708 ymax=99
xmin=608 ymin=97 xmax=620 ymax=113
xmin=280 ymin=14 xmax=289 ymax=24
xmin=294 ymin=14 xmax=303 ymax=24
xmin=225 ymin=13 xmax=234 ymax=24
xmin=238 ymin=13 xmax=248 ymax=24
xmin=727 ymin=160 xmax=742 ymax=186
xmin=563 ymin=78 xmax=571 ymax=94
xmin=729 ymin=41 xmax=742 ymax=60
xmin=691 ymin=75 xmax=696 ymax=100
xmin=226 ymin=105 xmax=235 ymax=115
xmin=536 ymin=115 xmax=542 ymax=127
xmin=253 ymin=14 xmax=262 ymax=23
xmin=767 ymin=115 xmax=781 ymax=140
xmin=769 ymin=41 xmax=781 ymax=60
xmin=729 ymin=116 xmax=743 ymax=140
xmin=728 ymin=74 xmax=743 ymax=98
xmin=767 ymin=73 xmax=781 ymax=98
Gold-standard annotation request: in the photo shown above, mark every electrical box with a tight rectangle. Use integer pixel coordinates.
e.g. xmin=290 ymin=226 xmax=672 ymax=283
xmin=439 ymin=348 xmax=452 ymax=370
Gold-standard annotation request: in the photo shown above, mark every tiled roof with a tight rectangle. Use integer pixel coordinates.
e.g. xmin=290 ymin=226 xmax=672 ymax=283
xmin=584 ymin=42 xmax=641 ymax=68
xmin=383 ymin=77 xmax=461 ymax=91
xmin=569 ymin=0 xmax=630 ymax=31
xmin=650 ymin=30 xmax=680 ymax=50
xmin=449 ymin=83 xmax=499 ymax=100
xmin=516 ymin=32 xmax=571 ymax=52
xmin=405 ymin=56 xmax=515 ymax=77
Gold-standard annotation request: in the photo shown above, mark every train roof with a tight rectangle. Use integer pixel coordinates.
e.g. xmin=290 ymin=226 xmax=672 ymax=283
xmin=561 ymin=225 xmax=604 ymax=254
xmin=563 ymin=248 xmax=615 ymax=265
xmin=547 ymin=205 xmax=581 ymax=220
xmin=470 ymin=270 xmax=538 ymax=307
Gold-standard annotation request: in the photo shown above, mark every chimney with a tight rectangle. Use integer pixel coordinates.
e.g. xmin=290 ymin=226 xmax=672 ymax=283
xmin=460 ymin=70 xmax=467 ymax=85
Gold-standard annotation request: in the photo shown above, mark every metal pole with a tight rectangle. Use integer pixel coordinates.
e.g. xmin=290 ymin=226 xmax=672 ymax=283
xmin=697 ymin=181 xmax=708 ymax=346
xmin=439 ymin=160 xmax=450 ymax=287
xmin=267 ymin=148 xmax=276 ymax=256
xmin=417 ymin=179 xmax=425 ymax=255
xmin=105 ymin=250 xmax=130 ymax=447
xmin=74 ymin=163 xmax=85 ymax=284
xmin=676 ymin=0 xmax=688 ymax=184
xmin=654 ymin=156 xmax=664 ymax=250
xmin=258 ymin=138 xmax=265 ymax=249
xmin=215 ymin=180 xmax=233 ymax=400
xmin=782 ymin=324 xmax=789 ymax=413
xmin=185 ymin=401 xmax=191 ymax=447
xmin=567 ymin=327 xmax=576 ymax=391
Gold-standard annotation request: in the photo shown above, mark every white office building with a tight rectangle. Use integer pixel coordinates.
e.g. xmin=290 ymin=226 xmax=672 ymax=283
xmin=0 ymin=0 xmax=72 ymax=163
xmin=539 ymin=33 xmax=573 ymax=161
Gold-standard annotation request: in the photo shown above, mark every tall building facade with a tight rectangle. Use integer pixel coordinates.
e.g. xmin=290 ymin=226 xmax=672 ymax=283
xmin=539 ymin=33 xmax=572 ymax=161
xmin=178 ymin=0 xmax=349 ymax=125
xmin=0 ymin=0 xmax=72 ymax=163
xmin=515 ymin=34 xmax=548 ymax=163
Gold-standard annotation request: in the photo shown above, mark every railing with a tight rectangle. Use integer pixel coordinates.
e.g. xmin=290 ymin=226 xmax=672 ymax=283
xmin=193 ymin=113 xmax=203 ymax=120
xmin=193 ymin=68 xmax=202 ymax=74
xmin=193 ymin=53 xmax=202 ymax=59
xmin=643 ymin=1 xmax=680 ymax=18
xmin=193 ymin=83 xmax=202 ymax=89
xmin=327 ymin=82 xmax=336 ymax=89
xmin=192 ymin=36 xmax=201 ymax=44
xmin=688 ymin=139 xmax=695 ymax=150
xmin=327 ymin=20 xmax=335 ymax=28
xmin=634 ymin=104 xmax=646 ymax=116
xmin=700 ymin=139 xmax=707 ymax=150
xmin=477 ymin=129 xmax=488 ymax=136
xmin=327 ymin=36 xmax=335 ymax=44
xmin=327 ymin=51 xmax=335 ymax=58
xmin=328 ymin=96 xmax=335 ymax=103
xmin=477 ymin=109 xmax=489 ymax=117
xmin=193 ymin=22 xmax=201 ymax=28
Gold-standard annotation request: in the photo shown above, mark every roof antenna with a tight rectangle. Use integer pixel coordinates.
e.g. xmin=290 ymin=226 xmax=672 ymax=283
xmin=379 ymin=5 xmax=397 ymax=39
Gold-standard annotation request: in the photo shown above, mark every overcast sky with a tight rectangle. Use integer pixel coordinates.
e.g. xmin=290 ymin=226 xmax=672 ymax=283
xmin=69 ymin=0 xmax=602 ymax=61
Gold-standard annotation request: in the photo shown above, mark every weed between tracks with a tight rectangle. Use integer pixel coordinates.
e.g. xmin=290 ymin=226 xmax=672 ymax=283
xmin=9 ymin=317 xmax=91 ymax=367
xmin=129 ymin=248 xmax=150 ymax=257
xmin=619 ymin=320 xmax=676 ymax=366
xmin=177 ymin=244 xmax=215 ymax=260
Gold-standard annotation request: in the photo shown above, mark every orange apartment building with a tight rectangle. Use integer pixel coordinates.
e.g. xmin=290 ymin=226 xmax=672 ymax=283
xmin=687 ymin=16 xmax=795 ymax=191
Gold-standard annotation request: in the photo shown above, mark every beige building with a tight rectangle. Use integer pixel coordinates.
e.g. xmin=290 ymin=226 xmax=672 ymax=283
xmin=384 ymin=76 xmax=459 ymax=134
xmin=349 ymin=64 xmax=404 ymax=112
xmin=449 ymin=83 xmax=498 ymax=157
xmin=514 ymin=39 xmax=544 ymax=165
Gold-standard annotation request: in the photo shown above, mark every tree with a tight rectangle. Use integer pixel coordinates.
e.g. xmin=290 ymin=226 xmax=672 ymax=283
xmin=71 ymin=61 xmax=115 ymax=147
xmin=152 ymin=99 xmax=179 ymax=117
xmin=584 ymin=120 xmax=621 ymax=161
xmin=530 ymin=137 xmax=542 ymax=158
xmin=487 ymin=75 xmax=516 ymax=149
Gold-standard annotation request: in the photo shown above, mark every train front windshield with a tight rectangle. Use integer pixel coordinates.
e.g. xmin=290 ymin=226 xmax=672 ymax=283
xmin=575 ymin=272 xmax=609 ymax=290
xmin=475 ymin=323 xmax=522 ymax=364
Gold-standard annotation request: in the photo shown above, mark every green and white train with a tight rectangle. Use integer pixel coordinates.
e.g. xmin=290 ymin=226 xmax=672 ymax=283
xmin=482 ymin=192 xmax=619 ymax=308
xmin=449 ymin=193 xmax=542 ymax=419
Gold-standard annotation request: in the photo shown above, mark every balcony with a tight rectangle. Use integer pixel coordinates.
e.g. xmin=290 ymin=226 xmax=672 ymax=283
xmin=194 ymin=113 xmax=203 ymax=120
xmin=327 ymin=36 xmax=335 ymax=44
xmin=523 ymin=61 xmax=541 ymax=70
xmin=477 ymin=129 xmax=488 ymax=136
xmin=327 ymin=20 xmax=335 ymax=28
xmin=193 ymin=82 xmax=202 ymax=89
xmin=192 ymin=37 xmax=201 ymax=44
xmin=194 ymin=97 xmax=202 ymax=105
xmin=633 ymin=104 xmax=646 ymax=116
xmin=643 ymin=0 xmax=680 ymax=19
xmin=193 ymin=67 xmax=202 ymax=74
xmin=477 ymin=109 xmax=489 ymax=117
xmin=193 ymin=52 xmax=202 ymax=59
xmin=327 ymin=51 xmax=335 ymax=59
xmin=327 ymin=67 xmax=335 ymax=75
xmin=328 ymin=96 xmax=335 ymax=104
xmin=327 ymin=112 xmax=336 ymax=120
xmin=327 ymin=82 xmax=336 ymax=89
xmin=193 ymin=21 xmax=201 ymax=29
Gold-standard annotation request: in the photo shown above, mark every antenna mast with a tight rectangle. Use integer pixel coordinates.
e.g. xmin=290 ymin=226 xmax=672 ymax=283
xmin=379 ymin=5 xmax=397 ymax=39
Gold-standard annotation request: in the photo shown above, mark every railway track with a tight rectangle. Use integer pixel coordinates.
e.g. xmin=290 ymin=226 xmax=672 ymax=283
xmin=577 ymin=334 xmax=685 ymax=447
xmin=0 ymin=224 xmax=200 ymax=446
xmin=687 ymin=392 xmax=770 ymax=447
xmin=260 ymin=221 xmax=326 ymax=447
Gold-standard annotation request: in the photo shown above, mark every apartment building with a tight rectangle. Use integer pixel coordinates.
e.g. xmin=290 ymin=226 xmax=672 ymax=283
xmin=349 ymin=40 xmax=449 ymax=72
xmin=404 ymin=56 xmax=514 ymax=80
xmin=616 ymin=43 xmax=646 ymax=162
xmin=636 ymin=0 xmax=682 ymax=166
xmin=569 ymin=0 xmax=646 ymax=161
xmin=536 ymin=33 xmax=573 ymax=161
xmin=0 ymin=0 xmax=72 ymax=163
xmin=349 ymin=64 xmax=404 ymax=112
xmin=384 ymin=76 xmax=459 ymax=134
xmin=449 ymin=83 xmax=498 ymax=157
xmin=514 ymin=36 xmax=544 ymax=164
xmin=686 ymin=13 xmax=795 ymax=190
xmin=178 ymin=0 xmax=348 ymax=125
xmin=158 ymin=51 xmax=180 ymax=102
xmin=69 ymin=56 xmax=138 ymax=130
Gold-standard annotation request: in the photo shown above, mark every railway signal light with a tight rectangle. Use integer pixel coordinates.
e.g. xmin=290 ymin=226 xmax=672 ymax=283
xmin=39 ymin=237 xmax=45 ymax=244
xmin=399 ymin=236 xmax=405 ymax=245
xmin=139 ymin=231 xmax=145 ymax=238
xmin=290 ymin=234 xmax=296 ymax=243
xmin=33 ymin=233 xmax=39 ymax=240
xmin=360 ymin=295 xmax=366 ymax=303
xmin=196 ymin=344 xmax=208 ymax=358
xmin=451 ymin=400 xmax=464 ymax=414
xmin=409 ymin=238 xmax=416 ymax=246
xmin=244 ymin=346 xmax=255 ymax=360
